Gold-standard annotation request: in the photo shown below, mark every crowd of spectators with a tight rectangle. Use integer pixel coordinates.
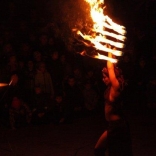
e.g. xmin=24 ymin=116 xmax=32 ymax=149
xmin=0 ymin=1 xmax=106 ymax=130
xmin=0 ymin=1 xmax=156 ymax=130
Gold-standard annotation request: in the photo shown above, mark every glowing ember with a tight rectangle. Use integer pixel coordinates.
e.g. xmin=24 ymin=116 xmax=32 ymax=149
xmin=73 ymin=0 xmax=126 ymax=63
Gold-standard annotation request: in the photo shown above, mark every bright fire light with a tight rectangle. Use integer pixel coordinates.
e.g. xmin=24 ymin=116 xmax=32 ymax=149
xmin=74 ymin=0 xmax=126 ymax=63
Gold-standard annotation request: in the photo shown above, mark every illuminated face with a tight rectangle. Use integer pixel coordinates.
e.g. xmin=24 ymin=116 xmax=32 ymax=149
xmin=103 ymin=74 xmax=110 ymax=85
xmin=51 ymin=51 xmax=58 ymax=60
xmin=68 ymin=78 xmax=75 ymax=87
xmin=12 ymin=97 xmax=21 ymax=109
xmin=40 ymin=35 xmax=48 ymax=45
xmin=35 ymin=87 xmax=42 ymax=94
xmin=56 ymin=96 xmax=62 ymax=103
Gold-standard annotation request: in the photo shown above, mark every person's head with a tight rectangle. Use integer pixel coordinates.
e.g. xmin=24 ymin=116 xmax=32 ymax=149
xmin=33 ymin=50 xmax=42 ymax=62
xmin=9 ymin=55 xmax=17 ymax=64
xmin=11 ymin=96 xmax=21 ymax=109
xmin=139 ymin=57 xmax=146 ymax=68
xmin=102 ymin=67 xmax=125 ymax=89
xmin=51 ymin=51 xmax=59 ymax=60
xmin=73 ymin=67 xmax=81 ymax=76
xmin=86 ymin=69 xmax=94 ymax=78
xmin=60 ymin=54 xmax=66 ymax=63
xmin=35 ymin=85 xmax=42 ymax=94
xmin=39 ymin=34 xmax=48 ymax=45
xmin=84 ymin=81 xmax=92 ymax=90
xmin=102 ymin=72 xmax=111 ymax=86
xmin=27 ymin=60 xmax=34 ymax=69
xmin=55 ymin=94 xmax=63 ymax=103
xmin=48 ymin=37 xmax=54 ymax=46
xmin=68 ymin=76 xmax=75 ymax=87
xmin=20 ymin=42 xmax=31 ymax=52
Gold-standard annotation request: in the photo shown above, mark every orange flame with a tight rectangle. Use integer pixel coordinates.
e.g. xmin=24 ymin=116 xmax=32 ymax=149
xmin=76 ymin=0 xmax=126 ymax=63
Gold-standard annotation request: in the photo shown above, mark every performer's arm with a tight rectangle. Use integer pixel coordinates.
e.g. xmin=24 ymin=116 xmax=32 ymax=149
xmin=107 ymin=52 xmax=119 ymax=91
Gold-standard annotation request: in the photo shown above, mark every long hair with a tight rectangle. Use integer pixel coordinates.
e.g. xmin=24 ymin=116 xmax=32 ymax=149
xmin=102 ymin=67 xmax=126 ymax=90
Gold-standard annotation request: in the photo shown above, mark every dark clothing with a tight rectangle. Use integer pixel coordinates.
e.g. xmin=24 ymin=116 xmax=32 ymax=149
xmin=9 ymin=102 xmax=31 ymax=129
xmin=52 ymin=101 xmax=65 ymax=124
xmin=94 ymin=148 xmax=106 ymax=156
xmin=31 ymin=93 xmax=52 ymax=124
xmin=103 ymin=86 xmax=133 ymax=156
xmin=32 ymin=93 xmax=51 ymax=112
xmin=64 ymin=84 xmax=84 ymax=109
xmin=64 ymin=83 xmax=84 ymax=122
xmin=108 ymin=119 xmax=133 ymax=156
xmin=47 ymin=59 xmax=63 ymax=92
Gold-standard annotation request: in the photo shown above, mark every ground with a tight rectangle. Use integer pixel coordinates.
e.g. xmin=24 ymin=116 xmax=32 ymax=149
xmin=0 ymin=107 xmax=156 ymax=156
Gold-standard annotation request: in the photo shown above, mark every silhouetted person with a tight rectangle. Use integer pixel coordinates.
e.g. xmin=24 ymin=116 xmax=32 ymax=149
xmin=34 ymin=61 xmax=54 ymax=99
xmin=9 ymin=96 xmax=31 ymax=130
xmin=31 ymin=85 xmax=52 ymax=125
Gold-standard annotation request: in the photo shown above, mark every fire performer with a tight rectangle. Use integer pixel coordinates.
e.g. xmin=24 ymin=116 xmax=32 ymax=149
xmin=94 ymin=52 xmax=133 ymax=156
xmin=71 ymin=0 xmax=132 ymax=154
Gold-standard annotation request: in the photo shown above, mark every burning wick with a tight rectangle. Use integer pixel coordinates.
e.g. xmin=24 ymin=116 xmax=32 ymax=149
xmin=73 ymin=0 xmax=126 ymax=63
xmin=9 ymin=80 xmax=13 ymax=86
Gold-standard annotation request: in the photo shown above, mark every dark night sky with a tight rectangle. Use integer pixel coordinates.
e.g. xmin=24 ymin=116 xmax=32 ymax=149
xmin=0 ymin=0 xmax=155 ymax=23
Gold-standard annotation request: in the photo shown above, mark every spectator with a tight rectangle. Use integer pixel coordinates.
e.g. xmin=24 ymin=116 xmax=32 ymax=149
xmin=118 ymin=53 xmax=135 ymax=105
xmin=47 ymin=50 xmax=63 ymax=93
xmin=28 ymin=31 xmax=38 ymax=49
xmin=59 ymin=54 xmax=72 ymax=83
xmin=9 ymin=96 xmax=31 ymax=130
xmin=83 ymin=81 xmax=99 ymax=116
xmin=33 ymin=50 xmax=44 ymax=69
xmin=18 ymin=42 xmax=32 ymax=62
xmin=73 ymin=66 xmax=85 ymax=91
xmin=31 ymin=85 xmax=52 ymax=125
xmin=118 ymin=53 xmax=134 ymax=84
xmin=52 ymin=93 xmax=65 ymax=124
xmin=6 ymin=55 xmax=19 ymax=75
xmin=134 ymin=56 xmax=150 ymax=111
xmin=47 ymin=36 xmax=57 ymax=54
xmin=64 ymin=75 xmax=84 ymax=122
xmin=24 ymin=59 xmax=36 ymax=104
xmin=34 ymin=61 xmax=54 ymax=99
xmin=84 ymin=68 xmax=100 ymax=94
xmin=37 ymin=33 xmax=49 ymax=58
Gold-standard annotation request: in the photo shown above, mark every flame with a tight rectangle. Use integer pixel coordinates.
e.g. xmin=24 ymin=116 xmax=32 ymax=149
xmin=75 ymin=0 xmax=126 ymax=63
